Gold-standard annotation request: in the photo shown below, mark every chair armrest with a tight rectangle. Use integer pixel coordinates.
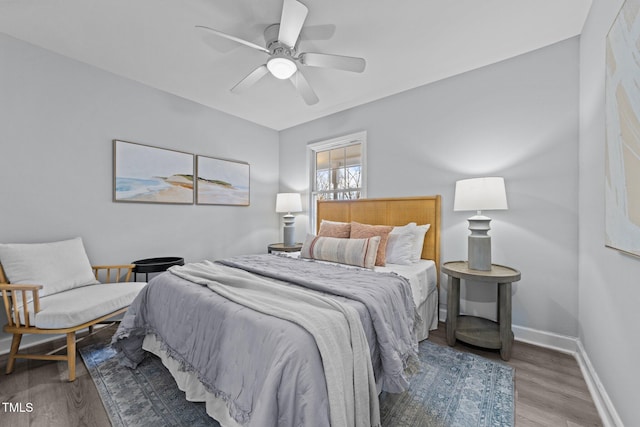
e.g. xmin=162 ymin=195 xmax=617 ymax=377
xmin=0 ymin=283 xmax=44 ymax=328
xmin=92 ymin=264 xmax=136 ymax=283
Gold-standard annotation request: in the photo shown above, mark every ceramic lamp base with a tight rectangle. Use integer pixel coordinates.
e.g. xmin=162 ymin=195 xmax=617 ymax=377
xmin=468 ymin=235 xmax=491 ymax=270
xmin=467 ymin=215 xmax=492 ymax=271
xmin=282 ymin=214 xmax=295 ymax=247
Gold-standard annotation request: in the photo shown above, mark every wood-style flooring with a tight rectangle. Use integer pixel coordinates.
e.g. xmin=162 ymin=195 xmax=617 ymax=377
xmin=0 ymin=322 xmax=602 ymax=426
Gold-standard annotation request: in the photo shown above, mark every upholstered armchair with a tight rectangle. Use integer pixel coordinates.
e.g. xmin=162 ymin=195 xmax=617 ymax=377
xmin=0 ymin=237 xmax=147 ymax=381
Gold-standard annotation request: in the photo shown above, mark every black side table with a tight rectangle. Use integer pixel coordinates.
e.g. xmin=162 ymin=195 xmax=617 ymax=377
xmin=132 ymin=257 xmax=184 ymax=281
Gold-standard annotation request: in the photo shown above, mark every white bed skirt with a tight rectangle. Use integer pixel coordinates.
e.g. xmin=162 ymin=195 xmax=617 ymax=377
xmin=415 ymin=286 xmax=439 ymax=341
xmin=143 ymin=334 xmax=242 ymax=427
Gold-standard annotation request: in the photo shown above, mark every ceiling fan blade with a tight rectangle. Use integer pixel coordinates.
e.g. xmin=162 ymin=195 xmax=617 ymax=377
xmin=299 ymin=24 xmax=336 ymax=41
xmin=289 ymin=70 xmax=319 ymax=105
xmin=231 ymin=65 xmax=270 ymax=93
xmin=300 ymin=52 xmax=366 ymax=73
xmin=195 ymin=26 xmax=269 ymax=53
xmin=278 ymin=0 xmax=308 ymax=48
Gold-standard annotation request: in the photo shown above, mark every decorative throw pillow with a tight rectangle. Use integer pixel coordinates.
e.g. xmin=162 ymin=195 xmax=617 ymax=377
xmin=318 ymin=220 xmax=351 ymax=238
xmin=385 ymin=225 xmax=416 ymax=265
xmin=349 ymin=222 xmax=393 ymax=266
xmin=300 ymin=234 xmax=380 ymax=269
xmin=0 ymin=237 xmax=99 ymax=298
xmin=410 ymin=224 xmax=431 ymax=262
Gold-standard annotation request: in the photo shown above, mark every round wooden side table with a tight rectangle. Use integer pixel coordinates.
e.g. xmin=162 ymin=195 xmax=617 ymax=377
xmin=442 ymin=260 xmax=521 ymax=360
xmin=267 ymin=243 xmax=303 ymax=254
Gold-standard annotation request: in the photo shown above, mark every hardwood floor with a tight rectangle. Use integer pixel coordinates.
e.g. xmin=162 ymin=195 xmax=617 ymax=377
xmin=0 ymin=322 xmax=602 ymax=427
xmin=0 ymin=327 xmax=113 ymax=427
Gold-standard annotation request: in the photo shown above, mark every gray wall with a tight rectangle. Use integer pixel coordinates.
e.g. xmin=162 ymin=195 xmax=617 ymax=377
xmin=280 ymin=37 xmax=580 ymax=339
xmin=579 ymin=0 xmax=639 ymax=424
xmin=0 ymin=34 xmax=280 ymax=349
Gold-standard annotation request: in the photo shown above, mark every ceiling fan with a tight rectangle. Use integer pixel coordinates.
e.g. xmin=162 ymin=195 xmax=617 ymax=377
xmin=196 ymin=0 xmax=366 ymax=105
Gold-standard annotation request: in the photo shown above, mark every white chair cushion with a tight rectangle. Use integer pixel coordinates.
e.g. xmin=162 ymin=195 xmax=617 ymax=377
xmin=0 ymin=237 xmax=99 ymax=298
xmin=18 ymin=282 xmax=147 ymax=329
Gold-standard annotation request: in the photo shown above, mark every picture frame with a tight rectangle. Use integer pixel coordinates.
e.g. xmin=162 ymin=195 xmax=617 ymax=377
xmin=605 ymin=0 xmax=640 ymax=257
xmin=113 ymin=140 xmax=194 ymax=204
xmin=196 ymin=155 xmax=250 ymax=206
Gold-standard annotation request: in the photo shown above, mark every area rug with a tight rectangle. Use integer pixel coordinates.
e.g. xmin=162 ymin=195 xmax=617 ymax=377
xmin=379 ymin=341 xmax=514 ymax=427
xmin=80 ymin=339 xmax=514 ymax=427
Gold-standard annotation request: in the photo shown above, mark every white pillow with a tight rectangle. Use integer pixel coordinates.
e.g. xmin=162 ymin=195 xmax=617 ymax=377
xmin=410 ymin=224 xmax=431 ymax=262
xmin=385 ymin=226 xmax=416 ymax=265
xmin=300 ymin=234 xmax=380 ymax=269
xmin=0 ymin=237 xmax=99 ymax=298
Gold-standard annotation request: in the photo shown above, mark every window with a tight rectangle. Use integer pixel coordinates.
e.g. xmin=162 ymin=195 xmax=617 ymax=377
xmin=308 ymin=131 xmax=367 ymax=229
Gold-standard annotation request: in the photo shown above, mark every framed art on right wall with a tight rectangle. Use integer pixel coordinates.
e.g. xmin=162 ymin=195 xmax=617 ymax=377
xmin=605 ymin=0 xmax=640 ymax=257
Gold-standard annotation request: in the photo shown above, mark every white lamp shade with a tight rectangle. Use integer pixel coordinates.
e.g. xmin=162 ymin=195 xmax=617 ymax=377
xmin=454 ymin=177 xmax=508 ymax=212
xmin=276 ymin=193 xmax=302 ymax=213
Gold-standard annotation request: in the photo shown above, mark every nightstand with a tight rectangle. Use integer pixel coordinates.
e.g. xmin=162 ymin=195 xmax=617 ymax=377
xmin=442 ymin=261 xmax=521 ymax=360
xmin=267 ymin=243 xmax=303 ymax=254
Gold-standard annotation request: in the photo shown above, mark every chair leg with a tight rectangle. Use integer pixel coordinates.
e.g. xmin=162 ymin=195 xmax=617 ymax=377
xmin=6 ymin=333 xmax=22 ymax=374
xmin=66 ymin=332 xmax=76 ymax=382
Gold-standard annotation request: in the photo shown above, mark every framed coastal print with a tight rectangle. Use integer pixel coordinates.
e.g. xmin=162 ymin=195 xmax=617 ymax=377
xmin=196 ymin=155 xmax=250 ymax=206
xmin=113 ymin=140 xmax=194 ymax=204
xmin=605 ymin=0 xmax=640 ymax=257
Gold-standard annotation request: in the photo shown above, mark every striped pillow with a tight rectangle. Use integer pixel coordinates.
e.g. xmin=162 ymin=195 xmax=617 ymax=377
xmin=300 ymin=234 xmax=381 ymax=269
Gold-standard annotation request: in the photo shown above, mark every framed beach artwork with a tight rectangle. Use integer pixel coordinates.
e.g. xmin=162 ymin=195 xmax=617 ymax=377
xmin=196 ymin=155 xmax=250 ymax=206
xmin=113 ymin=140 xmax=194 ymax=204
xmin=605 ymin=0 xmax=640 ymax=257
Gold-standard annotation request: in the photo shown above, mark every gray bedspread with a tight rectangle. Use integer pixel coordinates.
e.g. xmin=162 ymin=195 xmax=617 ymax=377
xmin=112 ymin=254 xmax=417 ymax=427
xmin=219 ymin=254 xmax=418 ymax=393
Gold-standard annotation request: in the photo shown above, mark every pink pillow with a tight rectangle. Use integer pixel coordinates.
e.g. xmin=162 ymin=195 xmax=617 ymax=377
xmin=318 ymin=220 xmax=351 ymax=238
xmin=349 ymin=222 xmax=393 ymax=266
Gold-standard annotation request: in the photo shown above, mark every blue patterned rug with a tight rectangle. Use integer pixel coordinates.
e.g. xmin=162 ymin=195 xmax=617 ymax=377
xmin=80 ymin=339 xmax=514 ymax=427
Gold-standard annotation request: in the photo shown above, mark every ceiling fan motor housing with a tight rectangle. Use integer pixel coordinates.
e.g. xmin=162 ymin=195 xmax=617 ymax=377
xmin=265 ymin=24 xmax=297 ymax=54
xmin=264 ymin=23 xmax=298 ymax=79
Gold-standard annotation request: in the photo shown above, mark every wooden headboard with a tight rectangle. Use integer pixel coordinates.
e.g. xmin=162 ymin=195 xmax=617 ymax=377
xmin=317 ymin=196 xmax=441 ymax=284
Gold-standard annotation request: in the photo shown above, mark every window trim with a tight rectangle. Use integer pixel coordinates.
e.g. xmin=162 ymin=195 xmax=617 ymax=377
xmin=307 ymin=131 xmax=367 ymax=232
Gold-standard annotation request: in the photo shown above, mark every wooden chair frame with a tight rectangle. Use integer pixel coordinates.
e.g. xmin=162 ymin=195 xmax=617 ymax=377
xmin=0 ymin=264 xmax=135 ymax=381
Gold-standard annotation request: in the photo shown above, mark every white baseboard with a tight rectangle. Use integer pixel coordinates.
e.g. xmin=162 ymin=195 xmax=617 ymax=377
xmin=575 ymin=340 xmax=624 ymax=427
xmin=439 ymin=307 xmax=621 ymax=426
xmin=511 ymin=324 xmax=577 ymax=354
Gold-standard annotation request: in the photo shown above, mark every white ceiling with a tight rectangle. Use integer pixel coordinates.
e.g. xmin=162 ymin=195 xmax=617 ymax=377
xmin=0 ymin=0 xmax=591 ymax=130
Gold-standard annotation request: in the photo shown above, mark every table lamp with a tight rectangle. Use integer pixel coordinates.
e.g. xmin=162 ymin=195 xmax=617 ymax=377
xmin=454 ymin=177 xmax=508 ymax=271
xmin=276 ymin=193 xmax=302 ymax=247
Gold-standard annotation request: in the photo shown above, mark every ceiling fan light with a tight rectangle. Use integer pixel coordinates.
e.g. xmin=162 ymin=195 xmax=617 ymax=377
xmin=267 ymin=57 xmax=297 ymax=79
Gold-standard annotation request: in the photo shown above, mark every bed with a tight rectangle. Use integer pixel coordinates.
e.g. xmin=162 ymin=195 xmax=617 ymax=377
xmin=113 ymin=196 xmax=441 ymax=427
